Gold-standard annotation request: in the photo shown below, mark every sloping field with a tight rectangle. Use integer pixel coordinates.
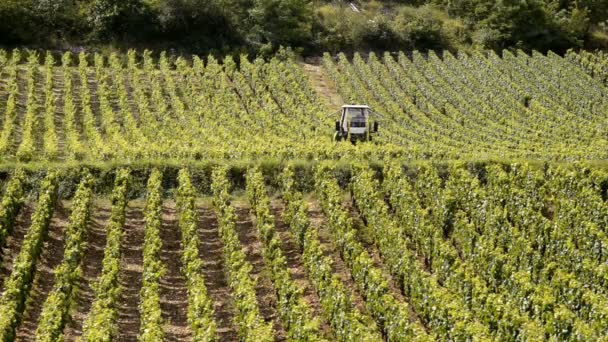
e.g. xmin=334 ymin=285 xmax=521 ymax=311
xmin=0 ymin=49 xmax=607 ymax=341
xmin=0 ymin=164 xmax=604 ymax=341
xmin=0 ymin=49 xmax=607 ymax=163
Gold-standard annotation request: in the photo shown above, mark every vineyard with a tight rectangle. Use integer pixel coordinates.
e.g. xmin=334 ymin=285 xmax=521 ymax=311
xmin=0 ymin=48 xmax=607 ymax=341
xmin=0 ymin=49 xmax=607 ymax=162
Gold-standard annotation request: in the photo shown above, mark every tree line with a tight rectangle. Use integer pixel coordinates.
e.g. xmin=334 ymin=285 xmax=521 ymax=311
xmin=0 ymin=0 xmax=607 ymax=55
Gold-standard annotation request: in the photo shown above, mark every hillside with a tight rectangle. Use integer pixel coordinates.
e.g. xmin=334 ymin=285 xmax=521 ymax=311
xmin=0 ymin=48 xmax=607 ymax=341
xmin=0 ymin=49 xmax=607 ymax=165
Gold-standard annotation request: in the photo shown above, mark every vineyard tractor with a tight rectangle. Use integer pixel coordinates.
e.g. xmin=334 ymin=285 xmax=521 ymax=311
xmin=334 ymin=105 xmax=379 ymax=143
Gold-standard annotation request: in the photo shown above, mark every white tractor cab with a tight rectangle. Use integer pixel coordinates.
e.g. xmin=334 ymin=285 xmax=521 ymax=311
xmin=334 ymin=105 xmax=379 ymax=143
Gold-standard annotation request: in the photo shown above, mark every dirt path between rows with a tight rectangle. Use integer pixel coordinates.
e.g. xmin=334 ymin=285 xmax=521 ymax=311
xmin=52 ymin=68 xmax=67 ymax=160
xmin=301 ymin=63 xmax=343 ymax=112
xmin=159 ymin=201 xmax=191 ymax=341
xmin=11 ymin=68 xmax=28 ymax=155
xmin=233 ymin=202 xmax=286 ymax=341
xmin=15 ymin=201 xmax=70 ymax=341
xmin=64 ymin=199 xmax=112 ymax=341
xmin=270 ymin=200 xmax=333 ymax=339
xmin=116 ymin=201 xmax=145 ymax=341
xmin=345 ymin=198 xmax=424 ymax=326
xmin=197 ymin=204 xmax=239 ymax=341
xmin=306 ymin=200 xmax=378 ymax=329
xmin=0 ymin=204 xmax=34 ymax=287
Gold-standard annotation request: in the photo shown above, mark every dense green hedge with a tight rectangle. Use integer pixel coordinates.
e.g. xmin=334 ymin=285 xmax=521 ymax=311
xmin=1 ymin=1 xmax=607 ymax=55
xmin=0 ymin=159 xmax=600 ymax=200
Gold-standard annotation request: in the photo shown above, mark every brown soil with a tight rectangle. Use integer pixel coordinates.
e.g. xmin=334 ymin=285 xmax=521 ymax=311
xmin=15 ymin=200 xmax=70 ymax=341
xmin=0 ymin=204 xmax=34 ymax=287
xmin=301 ymin=63 xmax=343 ymax=112
xmin=0 ymin=67 xmax=7 ymax=117
xmin=196 ymin=204 xmax=239 ymax=341
xmin=345 ymin=199 xmax=407 ymax=302
xmin=70 ymin=69 xmax=87 ymax=141
xmin=305 ymin=200 xmax=370 ymax=316
xmin=33 ymin=67 xmax=45 ymax=155
xmin=0 ymin=191 xmax=436 ymax=340
xmin=63 ymin=199 xmax=112 ymax=341
xmin=116 ymin=201 xmax=145 ymax=342
xmin=159 ymin=201 xmax=191 ymax=341
xmin=346 ymin=197 xmax=428 ymax=328
xmin=106 ymin=71 xmax=122 ymax=116
xmin=269 ymin=200 xmax=333 ymax=339
xmin=52 ymin=67 xmax=67 ymax=160
xmin=10 ymin=67 xmax=27 ymax=154
xmin=232 ymin=201 xmax=286 ymax=341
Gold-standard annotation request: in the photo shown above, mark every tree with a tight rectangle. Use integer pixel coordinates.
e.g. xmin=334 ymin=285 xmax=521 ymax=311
xmin=0 ymin=0 xmax=35 ymax=44
xmin=87 ymin=0 xmax=150 ymax=40
xmin=248 ymin=0 xmax=313 ymax=48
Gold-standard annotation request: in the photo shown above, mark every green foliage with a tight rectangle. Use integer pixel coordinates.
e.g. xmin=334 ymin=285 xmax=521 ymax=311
xmin=280 ymin=166 xmax=382 ymax=341
xmin=176 ymin=169 xmax=217 ymax=341
xmin=35 ymin=173 xmax=94 ymax=341
xmin=390 ymin=5 xmax=450 ymax=50
xmin=0 ymin=1 xmax=36 ymax=44
xmin=1 ymin=0 xmax=607 ymax=53
xmin=566 ymin=49 xmax=608 ymax=84
xmin=16 ymin=51 xmax=40 ymax=163
xmin=0 ymin=169 xmax=26 ymax=250
xmin=81 ymin=169 xmax=130 ymax=341
xmin=246 ymin=168 xmax=324 ymax=341
xmin=314 ymin=163 xmax=434 ymax=341
xmin=86 ymin=0 xmax=148 ymax=40
xmin=139 ymin=169 xmax=165 ymax=341
xmin=0 ymin=172 xmax=57 ymax=341
xmin=248 ymin=0 xmax=313 ymax=49
xmin=211 ymin=166 xmax=274 ymax=341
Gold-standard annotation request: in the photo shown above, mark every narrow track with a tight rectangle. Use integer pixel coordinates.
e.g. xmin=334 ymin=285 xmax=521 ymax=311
xmin=306 ymin=200 xmax=374 ymax=319
xmin=116 ymin=202 xmax=145 ymax=342
xmin=159 ymin=201 xmax=191 ymax=341
xmin=197 ymin=204 xmax=239 ymax=341
xmin=63 ymin=199 xmax=111 ymax=340
xmin=0 ymin=204 xmax=34 ymax=287
xmin=233 ymin=201 xmax=286 ymax=341
xmin=301 ymin=63 xmax=342 ymax=112
xmin=14 ymin=201 xmax=70 ymax=341
xmin=270 ymin=200 xmax=333 ymax=339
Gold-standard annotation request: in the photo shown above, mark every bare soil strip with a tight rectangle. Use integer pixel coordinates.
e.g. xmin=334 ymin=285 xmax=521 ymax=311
xmin=15 ymin=201 xmax=70 ymax=341
xmin=0 ymin=204 xmax=34 ymax=287
xmin=159 ymin=201 xmax=191 ymax=341
xmin=233 ymin=201 xmax=286 ymax=341
xmin=347 ymin=200 xmax=396 ymax=284
xmin=85 ymin=68 xmax=103 ymax=132
xmin=306 ymin=200 xmax=374 ymax=319
xmin=196 ymin=204 xmax=238 ymax=341
xmin=345 ymin=199 xmax=421 ymax=323
xmin=34 ymin=67 xmax=46 ymax=155
xmin=70 ymin=69 xmax=87 ymax=141
xmin=301 ymin=63 xmax=343 ymax=112
xmin=0 ymin=68 xmax=7 ymax=120
xmin=116 ymin=201 xmax=145 ymax=342
xmin=63 ymin=199 xmax=112 ymax=341
xmin=52 ymin=68 xmax=67 ymax=160
xmin=11 ymin=68 xmax=27 ymax=154
xmin=269 ymin=200 xmax=333 ymax=339
xmin=122 ymin=71 xmax=142 ymax=122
